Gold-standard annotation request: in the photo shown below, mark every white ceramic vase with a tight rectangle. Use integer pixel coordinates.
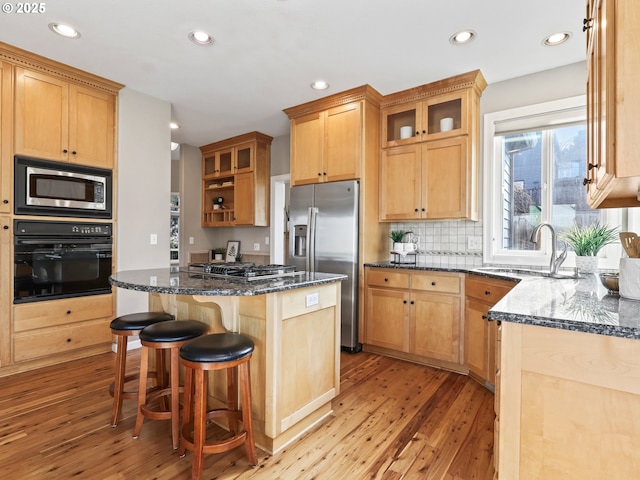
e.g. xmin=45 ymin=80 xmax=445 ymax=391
xmin=575 ymin=255 xmax=598 ymax=274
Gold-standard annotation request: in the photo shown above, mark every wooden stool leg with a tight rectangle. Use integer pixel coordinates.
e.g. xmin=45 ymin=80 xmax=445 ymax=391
xmin=111 ymin=334 xmax=128 ymax=427
xmin=170 ymin=347 xmax=180 ymax=449
xmin=178 ymin=366 xmax=193 ymax=457
xmin=192 ymin=368 xmax=207 ymax=480
xmin=240 ymin=361 xmax=258 ymax=466
xmin=227 ymin=366 xmax=239 ymax=435
xmin=133 ymin=345 xmax=150 ymax=439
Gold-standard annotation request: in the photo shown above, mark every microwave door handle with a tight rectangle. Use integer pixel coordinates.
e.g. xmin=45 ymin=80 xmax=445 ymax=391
xmin=16 ymin=238 xmax=111 ymax=245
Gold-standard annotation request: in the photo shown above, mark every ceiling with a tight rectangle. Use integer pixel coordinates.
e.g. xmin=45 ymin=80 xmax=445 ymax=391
xmin=1 ymin=0 xmax=586 ymax=147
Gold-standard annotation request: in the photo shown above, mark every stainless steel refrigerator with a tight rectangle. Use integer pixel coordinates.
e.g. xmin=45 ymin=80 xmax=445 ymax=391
xmin=288 ymin=180 xmax=360 ymax=352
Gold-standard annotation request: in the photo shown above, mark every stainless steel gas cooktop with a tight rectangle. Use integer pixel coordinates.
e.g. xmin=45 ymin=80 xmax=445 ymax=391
xmin=184 ymin=262 xmax=303 ymax=281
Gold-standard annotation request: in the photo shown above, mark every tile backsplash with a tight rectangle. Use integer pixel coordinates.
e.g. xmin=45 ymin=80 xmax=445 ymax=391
xmin=390 ymin=220 xmax=483 ymax=268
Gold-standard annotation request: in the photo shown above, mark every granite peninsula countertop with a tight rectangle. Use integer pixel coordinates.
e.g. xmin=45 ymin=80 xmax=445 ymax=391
xmin=365 ymin=261 xmax=640 ymax=340
xmin=109 ymin=268 xmax=346 ymax=297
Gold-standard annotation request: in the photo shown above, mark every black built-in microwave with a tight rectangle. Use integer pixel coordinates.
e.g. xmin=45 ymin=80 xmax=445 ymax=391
xmin=14 ymin=155 xmax=112 ymax=218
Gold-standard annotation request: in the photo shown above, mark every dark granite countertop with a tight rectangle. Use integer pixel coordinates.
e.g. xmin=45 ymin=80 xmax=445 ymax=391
xmin=109 ymin=268 xmax=346 ymax=296
xmin=364 ymin=261 xmax=640 ymax=339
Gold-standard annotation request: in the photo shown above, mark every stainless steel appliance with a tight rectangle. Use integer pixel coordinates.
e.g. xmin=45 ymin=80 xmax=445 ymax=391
xmin=14 ymin=219 xmax=113 ymax=303
xmin=14 ymin=155 xmax=112 ymax=218
xmin=288 ymin=180 xmax=360 ymax=351
xmin=186 ymin=262 xmax=303 ymax=281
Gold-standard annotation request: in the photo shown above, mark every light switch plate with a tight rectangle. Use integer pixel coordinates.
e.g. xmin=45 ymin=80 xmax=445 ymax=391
xmin=305 ymin=292 xmax=319 ymax=307
xmin=253 ymin=242 xmax=260 ymax=251
xmin=150 ymin=233 xmax=158 ymax=245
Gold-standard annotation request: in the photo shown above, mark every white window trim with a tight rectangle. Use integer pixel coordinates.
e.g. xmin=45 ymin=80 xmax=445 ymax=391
xmin=482 ymin=95 xmax=625 ymax=271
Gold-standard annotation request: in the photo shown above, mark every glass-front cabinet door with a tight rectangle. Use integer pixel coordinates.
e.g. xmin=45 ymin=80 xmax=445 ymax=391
xmin=381 ymin=101 xmax=421 ymax=148
xmin=423 ymin=90 xmax=468 ymax=140
xmin=234 ymin=142 xmax=254 ymax=173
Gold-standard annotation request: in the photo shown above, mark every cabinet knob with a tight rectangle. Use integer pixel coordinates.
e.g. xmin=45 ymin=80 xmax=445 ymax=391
xmin=410 ymin=300 xmax=415 ymax=305
xmin=583 ymin=18 xmax=593 ymax=31
xmin=2 ymin=225 xmax=8 ymax=230
xmin=431 ymin=281 xmax=436 ymax=286
xmin=482 ymin=315 xmax=488 ymax=320
xmin=63 ymin=149 xmax=68 ymax=154
xmin=403 ymin=300 xmax=407 ymax=304
xmin=2 ymin=199 xmax=7 ymax=204
xmin=422 ymin=130 xmax=426 ymax=134
xmin=587 ymin=163 xmax=596 ymax=170
xmin=384 ymin=278 xmax=388 ymax=282
xmin=421 ymin=208 xmax=425 ymax=212
xmin=583 ymin=177 xmax=593 ymax=185
xmin=318 ymin=173 xmax=322 ymax=176
xmin=323 ymin=172 xmax=327 ymax=176
xmin=414 ymin=208 xmax=419 ymax=212
xmin=66 ymin=338 xmax=72 ymax=343
xmin=67 ymin=310 xmax=72 ymax=315
xmin=72 ymin=151 xmax=77 ymax=155
xmin=485 ymin=290 xmax=491 ymax=296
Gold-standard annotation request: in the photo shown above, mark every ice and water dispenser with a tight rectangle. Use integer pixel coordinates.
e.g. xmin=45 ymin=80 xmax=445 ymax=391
xmin=293 ymin=225 xmax=307 ymax=257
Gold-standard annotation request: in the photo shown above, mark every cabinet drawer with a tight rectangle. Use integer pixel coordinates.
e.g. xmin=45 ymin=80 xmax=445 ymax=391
xmin=465 ymin=275 xmax=513 ymax=303
xmin=13 ymin=294 xmax=114 ymax=332
xmin=411 ymin=272 xmax=460 ymax=294
xmin=366 ymin=269 xmax=410 ymax=289
xmin=13 ymin=319 xmax=112 ymax=362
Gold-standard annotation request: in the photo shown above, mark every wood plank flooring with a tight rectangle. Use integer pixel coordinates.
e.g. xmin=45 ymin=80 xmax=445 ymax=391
xmin=0 ymin=350 xmax=495 ymax=479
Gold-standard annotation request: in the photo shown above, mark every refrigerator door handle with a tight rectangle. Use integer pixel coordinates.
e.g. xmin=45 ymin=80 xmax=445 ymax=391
xmin=307 ymin=206 xmax=318 ymax=272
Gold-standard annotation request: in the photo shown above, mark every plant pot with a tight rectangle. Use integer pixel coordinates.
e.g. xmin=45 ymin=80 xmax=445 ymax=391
xmin=214 ymin=253 xmax=223 ymax=261
xmin=575 ymin=255 xmax=598 ymax=274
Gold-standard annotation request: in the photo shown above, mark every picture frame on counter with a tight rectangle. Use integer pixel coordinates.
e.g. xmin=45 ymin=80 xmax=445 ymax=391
xmin=226 ymin=241 xmax=241 ymax=262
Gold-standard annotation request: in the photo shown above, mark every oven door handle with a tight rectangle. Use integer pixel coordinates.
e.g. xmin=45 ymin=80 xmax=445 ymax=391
xmin=15 ymin=238 xmax=112 ymax=245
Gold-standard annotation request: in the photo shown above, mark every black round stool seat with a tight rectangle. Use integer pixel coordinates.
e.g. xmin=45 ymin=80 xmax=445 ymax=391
xmin=110 ymin=312 xmax=173 ymax=331
xmin=180 ymin=333 xmax=254 ymax=363
xmin=140 ymin=320 xmax=208 ymax=343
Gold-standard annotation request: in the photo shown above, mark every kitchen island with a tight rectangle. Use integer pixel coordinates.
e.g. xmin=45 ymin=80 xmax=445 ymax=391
xmin=109 ymin=268 xmax=346 ymax=454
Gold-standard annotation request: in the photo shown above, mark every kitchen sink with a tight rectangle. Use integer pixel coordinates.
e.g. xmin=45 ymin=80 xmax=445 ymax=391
xmin=474 ymin=267 xmax=579 ymax=279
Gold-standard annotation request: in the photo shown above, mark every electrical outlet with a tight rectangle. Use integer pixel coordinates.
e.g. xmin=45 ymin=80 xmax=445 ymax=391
xmin=467 ymin=236 xmax=482 ymax=250
xmin=305 ymin=292 xmax=319 ymax=307
xmin=189 ymin=236 xmax=194 ymax=245
xmin=150 ymin=233 xmax=157 ymax=245
xmin=149 ymin=276 xmax=157 ymax=286
xmin=264 ymin=236 xmax=269 ymax=245
xmin=253 ymin=242 xmax=260 ymax=251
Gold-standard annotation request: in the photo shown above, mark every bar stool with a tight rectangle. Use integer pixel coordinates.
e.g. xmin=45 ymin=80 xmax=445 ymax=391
xmin=178 ymin=333 xmax=257 ymax=480
xmin=133 ymin=320 xmax=208 ymax=449
xmin=109 ymin=312 xmax=174 ymax=427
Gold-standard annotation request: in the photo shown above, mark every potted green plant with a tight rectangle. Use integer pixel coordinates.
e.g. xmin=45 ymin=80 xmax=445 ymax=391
xmin=389 ymin=230 xmax=406 ymax=244
xmin=561 ymin=222 xmax=618 ymax=273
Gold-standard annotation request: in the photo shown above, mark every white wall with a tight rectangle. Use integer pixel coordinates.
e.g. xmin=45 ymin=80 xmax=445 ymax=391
xmin=115 ymin=87 xmax=172 ymax=315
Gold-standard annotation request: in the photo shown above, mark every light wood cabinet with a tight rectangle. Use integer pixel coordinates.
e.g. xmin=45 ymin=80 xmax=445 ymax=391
xmin=496 ymin=321 xmax=640 ymax=479
xmin=585 ymin=0 xmax=640 ymax=208
xmin=284 ymin=85 xmax=382 ymax=187
xmin=0 ymin=216 xmax=10 ymax=367
xmin=379 ymin=70 xmax=485 ymax=221
xmin=464 ymin=275 xmax=513 ymax=388
xmin=363 ymin=267 xmax=463 ymax=369
xmin=12 ymin=294 xmax=114 ymax=364
xmin=200 ymin=131 xmax=272 ymax=227
xmin=14 ymin=67 xmax=116 ymax=169
xmin=0 ymin=61 xmax=11 ymax=213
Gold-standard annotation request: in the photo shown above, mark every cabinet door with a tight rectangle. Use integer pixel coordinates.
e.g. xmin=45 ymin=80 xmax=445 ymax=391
xmin=0 ymin=216 xmax=10 ymax=366
xmin=424 ymin=135 xmax=470 ymax=219
xmin=233 ymin=172 xmax=254 ymax=225
xmin=290 ymin=112 xmax=323 ymax=186
xmin=69 ymin=85 xmax=115 ymax=168
xmin=423 ymin=90 xmax=469 ymax=140
xmin=14 ymin=67 xmax=69 ymax=161
xmin=235 ymin=142 xmax=254 ymax=174
xmin=410 ymin=291 xmax=461 ymax=363
xmin=324 ymin=102 xmax=361 ymax=182
xmin=381 ymin=101 xmax=421 ymax=148
xmin=364 ymin=287 xmax=408 ymax=351
xmin=464 ymin=299 xmax=489 ymax=380
xmin=0 ymin=61 xmax=11 ymax=213
xmin=379 ymin=145 xmax=423 ymax=221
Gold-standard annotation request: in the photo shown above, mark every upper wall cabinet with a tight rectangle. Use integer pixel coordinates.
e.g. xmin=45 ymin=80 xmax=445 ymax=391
xmin=585 ymin=0 xmax=640 ymax=208
xmin=14 ymin=68 xmax=117 ymax=169
xmin=0 ymin=61 xmax=12 ymax=213
xmin=0 ymin=43 xmax=123 ymax=170
xmin=284 ymin=85 xmax=382 ymax=187
xmin=379 ymin=70 xmax=486 ymax=221
xmin=200 ymin=131 xmax=272 ymax=227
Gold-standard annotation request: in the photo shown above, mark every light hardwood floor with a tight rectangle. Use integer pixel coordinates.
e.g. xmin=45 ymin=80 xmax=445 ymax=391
xmin=0 ymin=350 xmax=495 ymax=479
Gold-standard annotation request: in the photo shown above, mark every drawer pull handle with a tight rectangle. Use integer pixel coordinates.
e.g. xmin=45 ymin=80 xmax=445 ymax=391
xmin=66 ymin=310 xmax=72 ymax=315
xmin=482 ymin=315 xmax=488 ymax=320
xmin=431 ymin=281 xmax=436 ymax=286
xmin=66 ymin=338 xmax=72 ymax=343
xmin=384 ymin=278 xmax=388 ymax=282
xmin=485 ymin=290 xmax=491 ymax=296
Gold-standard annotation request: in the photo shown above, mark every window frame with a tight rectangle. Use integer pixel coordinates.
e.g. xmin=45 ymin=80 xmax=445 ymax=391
xmin=483 ymin=95 xmax=627 ymax=270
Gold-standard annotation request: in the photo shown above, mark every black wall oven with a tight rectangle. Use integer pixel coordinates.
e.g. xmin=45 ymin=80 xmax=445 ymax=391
xmin=14 ymin=220 xmax=113 ymax=304
xmin=14 ymin=155 xmax=112 ymax=219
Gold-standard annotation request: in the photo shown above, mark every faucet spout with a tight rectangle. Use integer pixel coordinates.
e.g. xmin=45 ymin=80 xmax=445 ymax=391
xmin=530 ymin=223 xmax=566 ymax=275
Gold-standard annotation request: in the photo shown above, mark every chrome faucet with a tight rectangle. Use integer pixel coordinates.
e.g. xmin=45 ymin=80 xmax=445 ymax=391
xmin=530 ymin=223 xmax=567 ymax=275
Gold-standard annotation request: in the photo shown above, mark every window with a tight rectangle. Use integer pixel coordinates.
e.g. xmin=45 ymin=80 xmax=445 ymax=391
xmin=483 ymin=96 xmax=627 ymax=270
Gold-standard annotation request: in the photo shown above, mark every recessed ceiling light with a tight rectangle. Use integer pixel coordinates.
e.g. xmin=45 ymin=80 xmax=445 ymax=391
xmin=543 ymin=32 xmax=571 ymax=46
xmin=188 ymin=31 xmax=214 ymax=46
xmin=170 ymin=122 xmax=180 ymax=129
xmin=310 ymin=80 xmax=329 ymax=90
xmin=449 ymin=30 xmax=475 ymax=45
xmin=48 ymin=23 xmax=81 ymax=39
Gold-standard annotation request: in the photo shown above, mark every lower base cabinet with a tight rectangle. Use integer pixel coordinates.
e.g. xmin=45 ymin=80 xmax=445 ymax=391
xmin=496 ymin=321 xmax=640 ymax=479
xmin=363 ymin=267 xmax=463 ymax=369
